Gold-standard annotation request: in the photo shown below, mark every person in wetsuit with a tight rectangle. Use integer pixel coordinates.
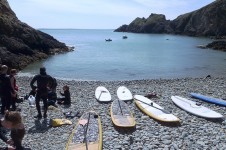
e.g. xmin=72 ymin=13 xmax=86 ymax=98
xmin=0 ymin=65 xmax=15 ymax=115
xmin=30 ymin=67 xmax=53 ymax=119
xmin=57 ymin=85 xmax=71 ymax=105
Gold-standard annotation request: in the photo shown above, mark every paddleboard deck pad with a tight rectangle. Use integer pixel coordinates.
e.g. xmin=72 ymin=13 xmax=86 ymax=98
xmin=110 ymin=99 xmax=136 ymax=127
xmin=134 ymin=95 xmax=180 ymax=122
xmin=117 ymin=86 xmax=133 ymax=101
xmin=171 ymin=96 xmax=223 ymax=119
xmin=66 ymin=111 xmax=102 ymax=150
xmin=95 ymin=86 xmax=111 ymax=102
xmin=191 ymin=93 xmax=226 ymax=107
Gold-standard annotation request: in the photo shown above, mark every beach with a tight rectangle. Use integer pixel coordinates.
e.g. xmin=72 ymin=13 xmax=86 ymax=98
xmin=1 ymin=76 xmax=226 ymax=150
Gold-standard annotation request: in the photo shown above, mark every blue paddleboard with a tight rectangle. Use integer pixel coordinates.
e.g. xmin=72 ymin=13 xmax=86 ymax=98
xmin=190 ymin=93 xmax=226 ymax=107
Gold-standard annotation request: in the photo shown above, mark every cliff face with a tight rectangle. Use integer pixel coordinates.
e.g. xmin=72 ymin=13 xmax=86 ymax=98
xmin=115 ymin=0 xmax=226 ymax=37
xmin=0 ymin=0 xmax=70 ymax=69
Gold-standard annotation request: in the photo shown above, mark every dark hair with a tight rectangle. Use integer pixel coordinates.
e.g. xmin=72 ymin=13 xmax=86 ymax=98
xmin=10 ymin=69 xmax=17 ymax=74
xmin=63 ymin=85 xmax=69 ymax=90
xmin=40 ymin=67 xmax=46 ymax=75
xmin=4 ymin=111 xmax=22 ymax=126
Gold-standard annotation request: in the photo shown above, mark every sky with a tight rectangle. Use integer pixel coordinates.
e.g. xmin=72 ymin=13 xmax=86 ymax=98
xmin=7 ymin=0 xmax=214 ymax=29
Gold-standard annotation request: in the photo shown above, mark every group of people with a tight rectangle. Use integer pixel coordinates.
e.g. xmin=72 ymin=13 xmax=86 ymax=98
xmin=30 ymin=67 xmax=71 ymax=119
xmin=0 ymin=65 xmax=71 ymax=149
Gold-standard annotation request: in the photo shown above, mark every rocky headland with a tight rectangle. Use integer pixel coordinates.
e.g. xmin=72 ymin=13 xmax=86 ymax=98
xmin=115 ymin=0 xmax=226 ymax=51
xmin=0 ymin=0 xmax=72 ymax=70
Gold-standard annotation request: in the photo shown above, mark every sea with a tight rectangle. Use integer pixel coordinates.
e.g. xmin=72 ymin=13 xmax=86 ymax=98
xmin=19 ymin=29 xmax=226 ymax=81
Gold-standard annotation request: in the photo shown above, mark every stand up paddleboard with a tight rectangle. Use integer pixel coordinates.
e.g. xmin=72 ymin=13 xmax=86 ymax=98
xmin=134 ymin=95 xmax=179 ymax=122
xmin=117 ymin=86 xmax=133 ymax=101
xmin=110 ymin=99 xmax=136 ymax=127
xmin=191 ymin=93 xmax=226 ymax=107
xmin=66 ymin=111 xmax=102 ymax=150
xmin=171 ymin=96 xmax=223 ymax=118
xmin=95 ymin=86 xmax=111 ymax=102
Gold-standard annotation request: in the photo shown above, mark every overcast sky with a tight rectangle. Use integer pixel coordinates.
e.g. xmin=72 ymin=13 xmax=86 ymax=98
xmin=8 ymin=0 xmax=214 ymax=29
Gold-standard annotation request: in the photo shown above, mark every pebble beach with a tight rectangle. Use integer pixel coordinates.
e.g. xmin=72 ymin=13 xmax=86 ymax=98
xmin=1 ymin=76 xmax=226 ymax=150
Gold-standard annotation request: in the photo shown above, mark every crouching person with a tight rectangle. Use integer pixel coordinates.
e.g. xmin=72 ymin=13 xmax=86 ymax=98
xmin=0 ymin=111 xmax=25 ymax=150
xmin=57 ymin=85 xmax=71 ymax=105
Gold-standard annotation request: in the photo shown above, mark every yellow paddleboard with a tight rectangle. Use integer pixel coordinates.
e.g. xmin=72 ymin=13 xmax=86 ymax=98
xmin=134 ymin=95 xmax=180 ymax=122
xmin=66 ymin=111 xmax=102 ymax=150
xmin=110 ymin=99 xmax=136 ymax=127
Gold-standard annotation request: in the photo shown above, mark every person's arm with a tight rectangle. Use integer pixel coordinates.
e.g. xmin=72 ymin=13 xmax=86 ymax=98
xmin=0 ymin=121 xmax=8 ymax=143
xmin=30 ymin=75 xmax=37 ymax=90
xmin=10 ymin=77 xmax=15 ymax=91
xmin=10 ymin=77 xmax=16 ymax=97
xmin=7 ymin=77 xmax=15 ymax=95
xmin=60 ymin=91 xmax=65 ymax=96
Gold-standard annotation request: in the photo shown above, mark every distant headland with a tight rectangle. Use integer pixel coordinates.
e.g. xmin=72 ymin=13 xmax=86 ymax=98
xmin=115 ymin=0 xmax=226 ymax=51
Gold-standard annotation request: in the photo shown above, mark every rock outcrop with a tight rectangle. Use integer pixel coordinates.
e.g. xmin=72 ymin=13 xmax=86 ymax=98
xmin=115 ymin=14 xmax=172 ymax=33
xmin=0 ymin=0 xmax=71 ymax=69
xmin=206 ymin=40 xmax=226 ymax=51
xmin=115 ymin=0 xmax=226 ymax=37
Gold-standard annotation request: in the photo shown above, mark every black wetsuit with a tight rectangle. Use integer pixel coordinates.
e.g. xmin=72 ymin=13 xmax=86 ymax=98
xmin=30 ymin=73 xmax=53 ymax=117
xmin=57 ymin=90 xmax=71 ymax=105
xmin=0 ymin=74 xmax=14 ymax=114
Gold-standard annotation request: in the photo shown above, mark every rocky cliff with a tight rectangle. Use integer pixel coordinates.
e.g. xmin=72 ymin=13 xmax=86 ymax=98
xmin=115 ymin=0 xmax=226 ymax=37
xmin=0 ymin=0 xmax=71 ymax=70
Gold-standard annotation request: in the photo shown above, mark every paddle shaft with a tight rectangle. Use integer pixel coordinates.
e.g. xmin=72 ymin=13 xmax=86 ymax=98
xmin=98 ymin=90 xmax=106 ymax=100
xmin=83 ymin=113 xmax=90 ymax=150
xmin=117 ymin=100 xmax=123 ymax=115
xmin=135 ymin=99 xmax=171 ymax=114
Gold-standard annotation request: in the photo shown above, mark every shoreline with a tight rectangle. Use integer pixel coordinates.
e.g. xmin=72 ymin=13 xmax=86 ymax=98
xmin=1 ymin=76 xmax=226 ymax=149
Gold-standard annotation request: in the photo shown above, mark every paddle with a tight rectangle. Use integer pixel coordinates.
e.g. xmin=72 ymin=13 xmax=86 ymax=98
xmin=98 ymin=90 xmax=107 ymax=100
xmin=135 ymin=99 xmax=171 ymax=114
xmin=117 ymin=99 xmax=123 ymax=115
xmin=78 ymin=113 xmax=91 ymax=150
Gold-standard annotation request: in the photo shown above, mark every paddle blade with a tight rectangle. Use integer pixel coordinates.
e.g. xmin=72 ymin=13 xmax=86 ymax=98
xmin=79 ymin=119 xmax=88 ymax=126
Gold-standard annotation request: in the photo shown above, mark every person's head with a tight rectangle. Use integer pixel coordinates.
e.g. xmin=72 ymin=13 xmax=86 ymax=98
xmin=40 ymin=67 xmax=46 ymax=75
xmin=1 ymin=65 xmax=8 ymax=74
xmin=10 ymin=69 xmax=17 ymax=76
xmin=63 ymin=85 xmax=69 ymax=91
xmin=1 ymin=111 xmax=22 ymax=129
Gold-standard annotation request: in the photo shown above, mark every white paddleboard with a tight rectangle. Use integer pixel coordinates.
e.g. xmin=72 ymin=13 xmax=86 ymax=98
xmin=95 ymin=86 xmax=111 ymax=102
xmin=134 ymin=95 xmax=179 ymax=122
xmin=171 ymin=96 xmax=223 ymax=119
xmin=117 ymin=86 xmax=133 ymax=101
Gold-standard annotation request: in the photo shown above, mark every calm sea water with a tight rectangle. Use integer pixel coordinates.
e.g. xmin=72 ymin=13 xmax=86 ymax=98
xmin=20 ymin=29 xmax=226 ymax=81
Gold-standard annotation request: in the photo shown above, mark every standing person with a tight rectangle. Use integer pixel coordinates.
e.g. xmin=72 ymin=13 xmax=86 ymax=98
xmin=0 ymin=111 xmax=25 ymax=150
xmin=9 ymin=69 xmax=18 ymax=111
xmin=0 ymin=65 xmax=15 ymax=115
xmin=30 ymin=67 xmax=53 ymax=119
xmin=57 ymin=85 xmax=71 ymax=105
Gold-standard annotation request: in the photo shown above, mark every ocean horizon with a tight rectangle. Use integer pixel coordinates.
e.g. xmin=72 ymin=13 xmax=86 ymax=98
xmin=19 ymin=29 xmax=226 ymax=81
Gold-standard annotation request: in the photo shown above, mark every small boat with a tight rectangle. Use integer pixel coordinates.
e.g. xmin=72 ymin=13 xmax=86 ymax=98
xmin=105 ymin=39 xmax=112 ymax=42
xmin=122 ymin=35 xmax=128 ymax=39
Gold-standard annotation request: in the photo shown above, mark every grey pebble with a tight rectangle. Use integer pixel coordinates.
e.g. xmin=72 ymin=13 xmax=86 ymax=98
xmin=3 ymin=76 xmax=224 ymax=150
